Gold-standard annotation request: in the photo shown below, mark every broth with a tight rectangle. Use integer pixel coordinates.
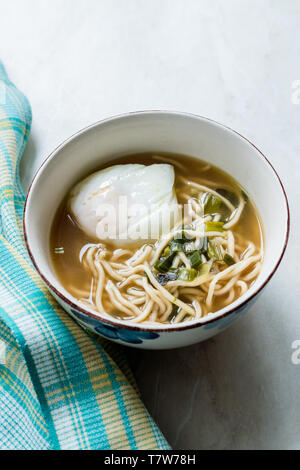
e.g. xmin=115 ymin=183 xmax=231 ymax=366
xmin=50 ymin=153 xmax=263 ymax=324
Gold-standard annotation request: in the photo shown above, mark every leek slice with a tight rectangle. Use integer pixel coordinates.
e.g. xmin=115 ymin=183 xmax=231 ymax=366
xmin=205 ymin=221 xmax=224 ymax=232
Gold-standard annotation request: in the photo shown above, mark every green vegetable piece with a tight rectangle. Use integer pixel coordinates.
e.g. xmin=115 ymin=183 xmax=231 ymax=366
xmin=177 ymin=268 xmax=197 ymax=282
xmin=205 ymin=221 xmax=224 ymax=232
xmin=201 ymin=236 xmax=208 ymax=253
xmin=224 ymin=253 xmax=236 ymax=266
xmin=154 ymin=252 xmax=175 ymax=273
xmin=215 ymin=244 xmax=224 ymax=260
xmin=198 ymin=262 xmax=212 ymax=277
xmin=202 ymin=192 xmax=222 ymax=214
xmin=169 ymin=240 xmax=184 ymax=252
xmin=188 ymin=251 xmax=202 ymax=268
xmin=208 ymin=241 xmax=223 ymax=261
xmin=193 ymin=260 xmax=213 ymax=282
xmin=216 ymin=188 xmax=239 ymax=207
xmin=163 ymin=246 xmax=171 ymax=256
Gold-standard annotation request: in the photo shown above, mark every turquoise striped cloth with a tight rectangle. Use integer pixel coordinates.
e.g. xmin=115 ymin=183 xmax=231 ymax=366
xmin=0 ymin=62 xmax=170 ymax=450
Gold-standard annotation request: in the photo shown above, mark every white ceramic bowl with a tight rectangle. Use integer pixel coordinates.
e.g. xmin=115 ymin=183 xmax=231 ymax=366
xmin=24 ymin=111 xmax=289 ymax=349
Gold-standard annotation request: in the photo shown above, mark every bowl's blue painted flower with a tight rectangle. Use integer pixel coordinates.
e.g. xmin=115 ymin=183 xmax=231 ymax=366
xmin=70 ymin=308 xmax=159 ymax=344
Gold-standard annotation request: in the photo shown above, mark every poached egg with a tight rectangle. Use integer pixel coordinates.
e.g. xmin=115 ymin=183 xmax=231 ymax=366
xmin=69 ymin=163 xmax=181 ymax=246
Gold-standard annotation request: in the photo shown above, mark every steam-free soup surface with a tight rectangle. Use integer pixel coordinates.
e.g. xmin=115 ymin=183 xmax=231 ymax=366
xmin=50 ymin=153 xmax=263 ymax=324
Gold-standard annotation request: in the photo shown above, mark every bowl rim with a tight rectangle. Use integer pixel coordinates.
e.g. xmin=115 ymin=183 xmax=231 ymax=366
xmin=23 ymin=110 xmax=290 ymax=333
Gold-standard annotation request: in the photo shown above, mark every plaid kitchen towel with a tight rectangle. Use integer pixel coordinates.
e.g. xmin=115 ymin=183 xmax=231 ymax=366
xmin=0 ymin=62 xmax=170 ymax=450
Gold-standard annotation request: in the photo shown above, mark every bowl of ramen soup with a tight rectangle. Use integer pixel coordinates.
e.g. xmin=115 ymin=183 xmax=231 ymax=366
xmin=24 ymin=112 xmax=289 ymax=349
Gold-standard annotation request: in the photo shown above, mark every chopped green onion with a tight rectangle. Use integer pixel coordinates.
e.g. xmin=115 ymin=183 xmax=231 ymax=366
xmin=162 ymin=246 xmax=171 ymax=256
xmin=224 ymin=253 xmax=236 ymax=266
xmin=202 ymin=192 xmax=222 ymax=214
xmin=154 ymin=252 xmax=175 ymax=273
xmin=184 ymin=237 xmax=209 ymax=254
xmin=162 ymin=232 xmax=211 ymax=265
xmin=188 ymin=251 xmax=202 ymax=268
xmin=177 ymin=268 xmax=197 ymax=282
xmin=205 ymin=221 xmax=224 ymax=232
xmin=192 ymin=261 xmax=213 ymax=283
xmin=216 ymin=188 xmax=239 ymax=207
xmin=208 ymin=241 xmax=223 ymax=261
xmin=169 ymin=305 xmax=180 ymax=323
xmin=169 ymin=240 xmax=184 ymax=252
xmin=169 ymin=238 xmax=206 ymax=254
xmin=153 ymin=262 xmax=212 ymax=287
xmin=215 ymin=244 xmax=224 ymax=260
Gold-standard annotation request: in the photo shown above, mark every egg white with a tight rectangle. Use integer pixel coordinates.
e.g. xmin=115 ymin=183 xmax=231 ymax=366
xmin=69 ymin=163 xmax=181 ymax=246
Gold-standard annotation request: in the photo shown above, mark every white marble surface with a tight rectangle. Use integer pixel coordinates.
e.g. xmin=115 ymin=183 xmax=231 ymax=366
xmin=1 ymin=0 xmax=299 ymax=449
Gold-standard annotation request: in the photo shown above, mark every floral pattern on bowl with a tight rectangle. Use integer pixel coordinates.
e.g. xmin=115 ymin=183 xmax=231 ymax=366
xmin=70 ymin=308 xmax=160 ymax=344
